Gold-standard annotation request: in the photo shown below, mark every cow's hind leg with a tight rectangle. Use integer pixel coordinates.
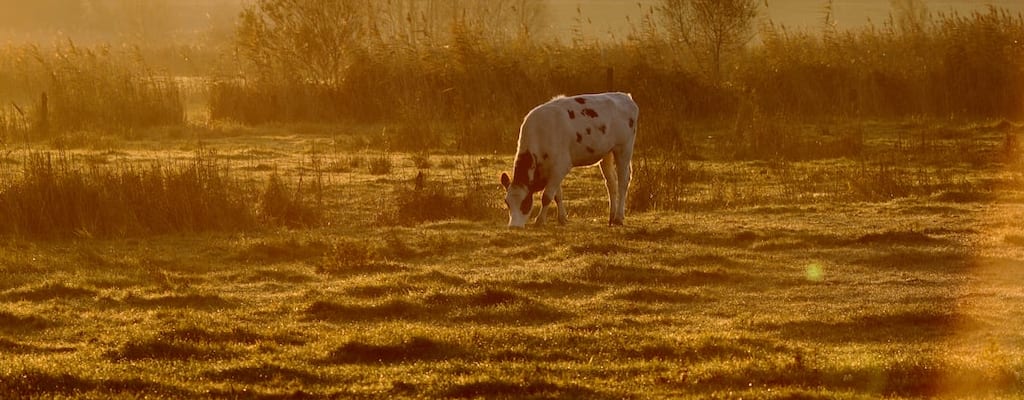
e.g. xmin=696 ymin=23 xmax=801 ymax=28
xmin=599 ymin=154 xmax=619 ymax=226
xmin=612 ymin=145 xmax=633 ymax=225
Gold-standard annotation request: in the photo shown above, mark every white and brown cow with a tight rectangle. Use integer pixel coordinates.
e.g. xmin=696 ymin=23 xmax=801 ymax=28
xmin=500 ymin=92 xmax=638 ymax=228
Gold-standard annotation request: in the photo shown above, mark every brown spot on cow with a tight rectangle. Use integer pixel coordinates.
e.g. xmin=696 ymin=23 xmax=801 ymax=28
xmin=542 ymin=153 xmax=549 ymax=160
xmin=567 ymin=110 xmax=576 ymax=119
xmin=511 ymin=152 xmax=533 ymax=187
xmin=576 ymin=133 xmax=582 ymax=143
xmin=628 ymin=118 xmax=635 ymax=128
xmin=586 ymin=146 xmax=595 ymax=153
xmin=581 ymin=108 xmax=599 ymax=118
xmin=586 ymin=127 xmax=592 ymax=135
xmin=574 ymin=97 xmax=587 ymax=104
xmin=598 ymin=125 xmax=607 ymax=134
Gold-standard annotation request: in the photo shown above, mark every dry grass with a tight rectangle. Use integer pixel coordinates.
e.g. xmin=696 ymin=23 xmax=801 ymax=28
xmin=0 ymin=148 xmax=321 ymax=238
xmin=0 ymin=120 xmax=1020 ymax=398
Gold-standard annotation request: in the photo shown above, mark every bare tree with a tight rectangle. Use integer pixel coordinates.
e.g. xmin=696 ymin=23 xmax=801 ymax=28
xmin=236 ymin=0 xmax=365 ymax=85
xmin=658 ymin=0 xmax=759 ymax=83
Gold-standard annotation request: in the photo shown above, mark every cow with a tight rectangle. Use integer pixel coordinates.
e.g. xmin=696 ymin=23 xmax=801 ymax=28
xmin=500 ymin=92 xmax=638 ymax=228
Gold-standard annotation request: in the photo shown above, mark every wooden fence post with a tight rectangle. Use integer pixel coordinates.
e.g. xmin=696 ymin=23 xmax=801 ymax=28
xmin=37 ymin=92 xmax=48 ymax=136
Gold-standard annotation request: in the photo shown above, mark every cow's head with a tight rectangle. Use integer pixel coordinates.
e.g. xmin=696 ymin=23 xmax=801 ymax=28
xmin=500 ymin=172 xmax=532 ymax=228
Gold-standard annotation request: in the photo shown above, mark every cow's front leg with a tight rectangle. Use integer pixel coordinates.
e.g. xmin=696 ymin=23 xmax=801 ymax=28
xmin=535 ymin=191 xmax=550 ymax=226
xmin=535 ymin=172 xmax=568 ymax=227
xmin=554 ymin=188 xmax=568 ymax=225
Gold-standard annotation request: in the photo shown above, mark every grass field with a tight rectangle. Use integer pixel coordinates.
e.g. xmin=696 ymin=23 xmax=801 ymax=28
xmin=1 ymin=120 xmax=1022 ymax=398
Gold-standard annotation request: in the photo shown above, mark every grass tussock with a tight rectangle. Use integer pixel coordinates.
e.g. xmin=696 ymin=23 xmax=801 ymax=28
xmin=258 ymin=171 xmax=321 ymax=228
xmin=379 ymin=166 xmax=498 ymax=225
xmin=0 ymin=150 xmax=324 ymax=238
xmin=0 ymin=151 xmax=252 ymax=237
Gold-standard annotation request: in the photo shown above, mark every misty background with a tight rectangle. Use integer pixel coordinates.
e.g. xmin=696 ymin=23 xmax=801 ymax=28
xmin=3 ymin=0 xmax=1023 ymax=46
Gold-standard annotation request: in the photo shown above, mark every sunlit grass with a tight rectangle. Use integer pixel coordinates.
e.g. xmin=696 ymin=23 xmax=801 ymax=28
xmin=0 ymin=119 xmax=1021 ymax=398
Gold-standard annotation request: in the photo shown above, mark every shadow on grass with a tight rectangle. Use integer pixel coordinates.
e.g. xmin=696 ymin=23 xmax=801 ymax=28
xmin=305 ymin=299 xmax=427 ymax=322
xmin=440 ymin=378 xmax=608 ymax=400
xmin=323 ymin=336 xmax=463 ymax=364
xmin=124 ymin=293 xmax=236 ymax=309
xmin=231 ymin=238 xmax=330 ymax=264
xmin=0 ymin=370 xmax=192 ymax=398
xmin=624 ymin=335 xmax=796 ymax=363
xmin=577 ymin=260 xmax=738 ymax=286
xmin=204 ymin=363 xmax=324 ymax=385
xmin=855 ymin=230 xmax=946 ymax=245
xmin=568 ymin=242 xmax=634 ymax=256
xmin=306 ymin=287 xmax=569 ymax=325
xmin=608 ymin=287 xmax=704 ymax=304
xmin=0 ymin=337 xmax=75 ymax=354
xmin=0 ymin=311 xmax=51 ymax=333
xmin=240 ymin=267 xmax=316 ymax=284
xmin=105 ymin=325 xmax=305 ymax=362
xmin=687 ymin=354 xmax=1023 ymax=398
xmin=854 ymin=249 xmax=972 ymax=273
xmin=157 ymin=325 xmax=306 ymax=346
xmin=509 ymin=277 xmax=604 ymax=298
xmin=759 ymin=308 xmax=976 ymax=344
xmin=105 ymin=338 xmax=235 ymax=361
xmin=1 ymin=283 xmax=96 ymax=302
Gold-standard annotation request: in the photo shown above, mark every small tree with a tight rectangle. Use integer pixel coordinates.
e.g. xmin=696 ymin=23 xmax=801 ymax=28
xmin=658 ymin=0 xmax=759 ymax=83
xmin=236 ymin=0 xmax=365 ymax=84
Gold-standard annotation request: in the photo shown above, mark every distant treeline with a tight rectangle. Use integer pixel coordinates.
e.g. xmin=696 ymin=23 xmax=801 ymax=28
xmin=1 ymin=1 xmax=1022 ymax=152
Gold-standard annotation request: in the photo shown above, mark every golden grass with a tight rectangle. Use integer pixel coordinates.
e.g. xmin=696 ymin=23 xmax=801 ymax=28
xmin=0 ymin=120 xmax=1022 ymax=398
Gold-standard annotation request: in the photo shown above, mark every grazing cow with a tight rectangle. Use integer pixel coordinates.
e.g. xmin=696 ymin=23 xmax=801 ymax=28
xmin=500 ymin=92 xmax=638 ymax=228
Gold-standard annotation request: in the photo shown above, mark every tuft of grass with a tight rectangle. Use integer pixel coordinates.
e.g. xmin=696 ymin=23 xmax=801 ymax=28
xmin=379 ymin=168 xmax=497 ymax=225
xmin=0 ymin=150 xmax=327 ymax=238
xmin=367 ymin=152 xmax=393 ymax=175
xmin=257 ymin=171 xmax=321 ymax=228
xmin=314 ymin=238 xmax=408 ymax=276
xmin=628 ymin=156 xmax=707 ymax=212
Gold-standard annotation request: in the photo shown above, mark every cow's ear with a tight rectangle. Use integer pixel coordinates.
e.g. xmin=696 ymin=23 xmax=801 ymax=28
xmin=500 ymin=173 xmax=511 ymax=189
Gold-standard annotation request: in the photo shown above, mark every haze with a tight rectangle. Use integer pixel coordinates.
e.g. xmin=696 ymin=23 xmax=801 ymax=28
xmin=2 ymin=0 xmax=1022 ymax=44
